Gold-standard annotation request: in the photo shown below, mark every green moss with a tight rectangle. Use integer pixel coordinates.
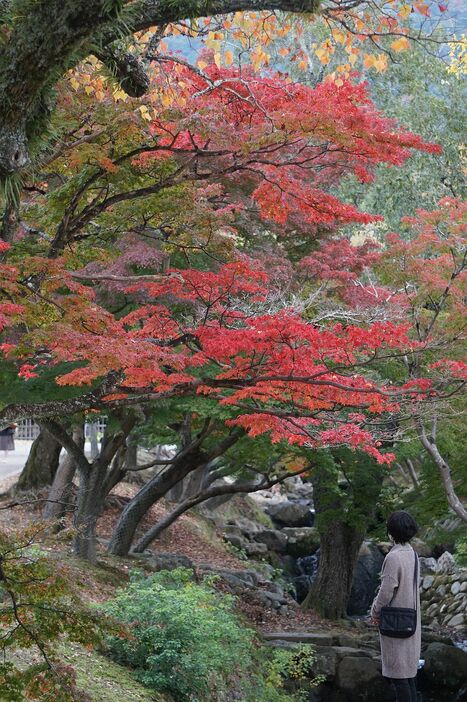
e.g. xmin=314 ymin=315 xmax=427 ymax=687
xmin=60 ymin=643 xmax=173 ymax=702
xmin=3 ymin=643 xmax=173 ymax=702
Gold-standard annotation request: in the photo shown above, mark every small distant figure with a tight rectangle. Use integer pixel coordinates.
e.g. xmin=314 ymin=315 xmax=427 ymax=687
xmin=0 ymin=423 xmax=17 ymax=457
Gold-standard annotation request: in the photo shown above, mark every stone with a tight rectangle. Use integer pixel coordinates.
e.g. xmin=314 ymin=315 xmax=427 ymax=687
xmin=376 ymin=541 xmax=392 ymax=555
xmin=435 ymin=584 xmax=447 ymax=597
xmin=312 ymin=647 xmax=339 ymax=680
xmin=245 ymin=541 xmax=268 ymax=557
xmin=336 ymin=656 xmax=393 ymax=701
xmin=447 ymin=612 xmax=465 ymax=628
xmin=266 ymin=500 xmax=315 ymax=527
xmin=422 ymin=575 xmax=435 ymax=589
xmin=253 ymin=528 xmax=288 ymax=553
xmin=451 ymin=581 xmax=461 ymax=595
xmin=260 ymin=590 xmax=287 ymax=608
xmin=333 ymin=646 xmax=373 ymax=659
xmin=263 ymin=632 xmax=336 ymax=645
xmin=233 ymin=516 xmax=265 ymax=533
xmin=424 ymin=642 xmax=467 ymax=688
xmin=348 ymin=541 xmax=385 ymax=616
xmin=419 ymin=557 xmax=438 ymax=574
xmin=461 ymin=581 xmax=467 ymax=593
xmin=223 ymin=533 xmax=249 ymax=551
xmin=455 ymin=682 xmax=467 ymax=702
xmin=140 ymin=552 xmax=195 ymax=574
xmin=411 ymin=538 xmax=432 ymax=557
xmin=436 ymin=551 xmax=456 ymax=574
xmin=282 ymin=526 xmax=320 ymax=557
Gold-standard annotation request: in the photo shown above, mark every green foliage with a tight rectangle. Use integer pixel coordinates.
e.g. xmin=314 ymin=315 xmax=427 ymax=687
xmin=102 ymin=568 xmax=321 ymax=702
xmin=310 ymin=448 xmax=386 ymax=534
xmin=260 ymin=645 xmax=325 ymax=702
xmin=0 ymin=527 xmax=105 ymax=701
xmin=338 ymin=39 xmax=466 ymax=230
xmin=454 ymin=534 xmax=467 ymax=567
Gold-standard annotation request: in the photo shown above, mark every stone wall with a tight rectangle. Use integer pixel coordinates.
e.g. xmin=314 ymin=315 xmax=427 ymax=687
xmin=421 ymin=568 xmax=467 ymax=632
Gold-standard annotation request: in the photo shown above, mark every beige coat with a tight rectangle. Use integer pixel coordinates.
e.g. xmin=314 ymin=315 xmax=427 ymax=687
xmin=370 ymin=543 xmax=421 ymax=679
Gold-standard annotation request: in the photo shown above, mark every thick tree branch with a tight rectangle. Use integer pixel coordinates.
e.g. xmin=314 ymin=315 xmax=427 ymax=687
xmin=132 ymin=465 xmax=306 ymax=551
xmin=94 ymin=47 xmax=150 ymax=98
xmin=0 ymin=0 xmax=321 ymax=178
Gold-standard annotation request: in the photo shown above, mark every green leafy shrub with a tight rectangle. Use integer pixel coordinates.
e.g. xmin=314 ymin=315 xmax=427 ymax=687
xmin=102 ymin=568 xmax=322 ymax=702
xmin=454 ymin=535 xmax=467 ymax=567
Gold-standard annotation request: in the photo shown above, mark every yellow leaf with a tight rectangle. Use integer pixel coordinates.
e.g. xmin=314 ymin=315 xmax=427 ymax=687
xmin=161 ymin=93 xmax=173 ymax=107
xmin=374 ymin=54 xmax=388 ymax=72
xmin=197 ymin=59 xmax=208 ymax=71
xmin=225 ymin=50 xmax=234 ymax=66
xmin=316 ymin=47 xmax=331 ymax=65
xmin=113 ymin=89 xmax=128 ymax=102
xmin=391 ymin=37 xmax=410 ymax=52
xmin=399 ymin=4 xmax=412 ymax=18
xmin=139 ymin=105 xmax=151 ymax=121
xmin=214 ymin=52 xmax=222 ymax=68
xmin=332 ymin=29 xmax=346 ymax=44
xmin=349 ymin=53 xmax=358 ymax=65
xmin=84 ymin=85 xmax=94 ymax=95
xmin=70 ymin=77 xmax=80 ymax=91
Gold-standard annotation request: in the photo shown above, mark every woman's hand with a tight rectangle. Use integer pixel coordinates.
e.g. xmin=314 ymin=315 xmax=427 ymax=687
xmin=370 ymin=615 xmax=380 ymax=626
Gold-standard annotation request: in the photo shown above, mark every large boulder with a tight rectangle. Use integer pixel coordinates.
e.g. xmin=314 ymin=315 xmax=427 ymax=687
xmin=253 ymin=528 xmax=288 ymax=553
xmin=336 ymin=656 xmax=394 ymax=701
xmin=282 ymin=526 xmax=320 ymax=558
xmin=347 ymin=542 xmax=384 ymax=616
xmin=436 ymin=551 xmax=456 ymax=574
xmin=137 ymin=552 xmax=195 ymax=574
xmin=423 ymin=642 xmax=467 ymax=689
xmin=266 ymin=501 xmax=314 ymax=527
xmin=411 ymin=538 xmax=432 ymax=557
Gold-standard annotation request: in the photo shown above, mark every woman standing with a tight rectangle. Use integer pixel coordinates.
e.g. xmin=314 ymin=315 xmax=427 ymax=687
xmin=0 ymin=423 xmax=16 ymax=457
xmin=371 ymin=510 xmax=421 ymax=702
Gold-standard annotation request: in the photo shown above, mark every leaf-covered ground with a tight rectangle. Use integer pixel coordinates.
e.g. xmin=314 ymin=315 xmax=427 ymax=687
xmin=7 ymin=643 xmax=173 ymax=702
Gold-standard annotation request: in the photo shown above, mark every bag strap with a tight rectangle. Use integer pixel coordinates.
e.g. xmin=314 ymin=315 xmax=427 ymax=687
xmin=413 ymin=548 xmax=419 ymax=612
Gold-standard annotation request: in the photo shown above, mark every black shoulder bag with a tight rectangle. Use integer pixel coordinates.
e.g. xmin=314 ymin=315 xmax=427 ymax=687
xmin=379 ymin=550 xmax=419 ymax=638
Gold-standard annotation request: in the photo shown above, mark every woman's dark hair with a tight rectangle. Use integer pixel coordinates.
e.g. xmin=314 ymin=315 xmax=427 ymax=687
xmin=386 ymin=511 xmax=418 ymax=544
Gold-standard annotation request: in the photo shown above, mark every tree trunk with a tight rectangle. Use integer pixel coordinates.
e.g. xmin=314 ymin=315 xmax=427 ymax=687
xmin=301 ymin=450 xmax=383 ymax=620
xmin=15 ymin=427 xmax=62 ymax=492
xmin=108 ymin=424 xmax=240 ymax=556
xmin=124 ymin=440 xmax=138 ymax=472
xmin=41 ymin=411 xmax=136 ymax=561
xmin=301 ymin=521 xmax=364 ymax=619
xmin=108 ymin=452 xmax=204 ymax=556
xmin=417 ymin=424 xmax=467 ymax=522
xmin=43 ymin=423 xmax=84 ymax=522
xmin=73 ymin=462 xmax=107 ymax=563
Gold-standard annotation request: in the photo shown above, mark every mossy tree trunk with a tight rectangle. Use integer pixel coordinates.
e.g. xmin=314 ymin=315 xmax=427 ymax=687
xmin=16 ymin=426 xmax=62 ymax=492
xmin=43 ymin=422 xmax=84 ymax=523
xmin=301 ymin=449 xmax=384 ymax=620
